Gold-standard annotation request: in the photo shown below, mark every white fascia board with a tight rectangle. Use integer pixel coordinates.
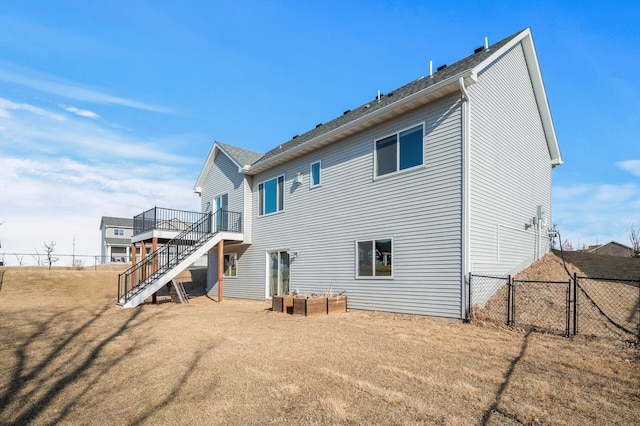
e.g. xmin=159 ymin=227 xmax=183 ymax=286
xmin=245 ymin=69 xmax=474 ymax=175
xmin=473 ymin=28 xmax=562 ymax=166
xmin=194 ymin=142 xmax=247 ymax=192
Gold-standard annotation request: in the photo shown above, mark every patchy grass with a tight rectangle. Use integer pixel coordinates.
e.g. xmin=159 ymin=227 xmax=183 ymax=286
xmin=0 ymin=266 xmax=638 ymax=425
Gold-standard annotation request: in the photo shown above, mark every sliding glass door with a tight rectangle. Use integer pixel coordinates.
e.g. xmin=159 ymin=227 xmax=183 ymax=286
xmin=268 ymin=251 xmax=290 ymax=297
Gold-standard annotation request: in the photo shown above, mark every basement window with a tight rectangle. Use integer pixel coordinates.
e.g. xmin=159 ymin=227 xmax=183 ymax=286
xmin=356 ymin=238 xmax=393 ymax=278
xmin=223 ymin=253 xmax=237 ymax=277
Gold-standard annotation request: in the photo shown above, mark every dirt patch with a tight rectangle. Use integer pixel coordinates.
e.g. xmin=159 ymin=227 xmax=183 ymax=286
xmin=515 ymin=249 xmax=640 ymax=281
xmin=0 ymin=266 xmax=638 ymax=425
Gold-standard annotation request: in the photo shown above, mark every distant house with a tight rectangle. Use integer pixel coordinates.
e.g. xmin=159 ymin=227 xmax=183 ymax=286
xmin=586 ymin=241 xmax=634 ymax=257
xmin=99 ymin=216 xmax=133 ymax=263
xmin=118 ymin=28 xmax=562 ymax=317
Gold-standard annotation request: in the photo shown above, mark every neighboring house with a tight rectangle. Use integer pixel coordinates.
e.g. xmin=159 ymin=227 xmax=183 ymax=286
xmin=99 ymin=216 xmax=133 ymax=263
xmin=119 ymin=28 xmax=562 ymax=318
xmin=586 ymin=242 xmax=634 ymax=257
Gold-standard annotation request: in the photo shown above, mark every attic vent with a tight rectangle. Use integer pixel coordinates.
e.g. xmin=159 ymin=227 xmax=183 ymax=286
xmin=387 ymin=92 xmax=393 ymax=97
xmin=292 ymin=135 xmax=299 ymax=139
xmin=474 ymin=46 xmax=483 ymax=54
xmin=343 ymin=109 xmax=351 ymax=115
xmin=437 ymin=64 xmax=447 ymax=71
xmin=315 ymin=123 xmax=323 ymax=128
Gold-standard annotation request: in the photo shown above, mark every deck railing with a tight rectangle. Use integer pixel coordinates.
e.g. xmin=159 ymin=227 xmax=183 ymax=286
xmin=133 ymin=207 xmax=209 ymax=236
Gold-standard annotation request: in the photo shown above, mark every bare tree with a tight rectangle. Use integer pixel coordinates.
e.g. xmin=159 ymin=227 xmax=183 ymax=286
xmin=31 ymin=248 xmax=42 ymax=266
xmin=13 ymin=253 xmax=24 ymax=266
xmin=43 ymin=241 xmax=59 ymax=270
xmin=629 ymin=223 xmax=640 ymax=257
xmin=561 ymin=239 xmax=574 ymax=251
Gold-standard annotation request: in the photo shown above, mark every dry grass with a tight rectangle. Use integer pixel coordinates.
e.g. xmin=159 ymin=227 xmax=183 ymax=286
xmin=0 ymin=266 xmax=638 ymax=425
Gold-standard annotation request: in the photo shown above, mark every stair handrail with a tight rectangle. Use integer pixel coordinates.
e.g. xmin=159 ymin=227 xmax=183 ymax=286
xmin=118 ymin=211 xmax=211 ymax=302
xmin=117 ymin=209 xmax=243 ymax=303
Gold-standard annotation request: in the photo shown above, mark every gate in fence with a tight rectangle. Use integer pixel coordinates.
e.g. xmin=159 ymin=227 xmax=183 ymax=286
xmin=468 ymin=273 xmax=640 ymax=342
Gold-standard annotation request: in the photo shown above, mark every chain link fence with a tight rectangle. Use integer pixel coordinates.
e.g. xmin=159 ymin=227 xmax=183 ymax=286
xmin=469 ymin=273 xmax=640 ymax=343
xmin=512 ymin=280 xmax=571 ymax=337
xmin=576 ymin=277 xmax=640 ymax=342
xmin=468 ymin=274 xmax=510 ymax=325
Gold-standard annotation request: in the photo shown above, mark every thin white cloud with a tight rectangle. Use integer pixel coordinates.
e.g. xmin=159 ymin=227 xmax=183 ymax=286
xmin=0 ymin=97 xmax=194 ymax=164
xmin=617 ymin=160 xmax=640 ymax=177
xmin=62 ymin=105 xmax=100 ymax=119
xmin=0 ymin=97 xmax=65 ymax=121
xmin=0 ymin=64 xmax=174 ymax=114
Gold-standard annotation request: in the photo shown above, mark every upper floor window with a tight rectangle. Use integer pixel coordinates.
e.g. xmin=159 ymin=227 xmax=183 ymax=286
xmin=114 ymin=229 xmax=125 ymax=236
xmin=310 ymin=161 xmax=321 ymax=188
xmin=375 ymin=123 xmax=424 ymax=177
xmin=258 ymin=175 xmax=284 ymax=216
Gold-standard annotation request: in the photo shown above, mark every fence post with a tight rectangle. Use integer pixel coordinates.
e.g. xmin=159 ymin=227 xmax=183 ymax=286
xmin=467 ymin=272 xmax=472 ymax=322
xmin=565 ymin=279 xmax=570 ymax=337
xmin=507 ymin=275 xmax=513 ymax=327
xmin=573 ymin=272 xmax=578 ymax=336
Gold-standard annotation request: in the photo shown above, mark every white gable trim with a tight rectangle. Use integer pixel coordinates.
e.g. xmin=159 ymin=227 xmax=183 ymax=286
xmin=472 ymin=28 xmax=562 ymax=166
xmin=194 ymin=142 xmax=246 ymax=193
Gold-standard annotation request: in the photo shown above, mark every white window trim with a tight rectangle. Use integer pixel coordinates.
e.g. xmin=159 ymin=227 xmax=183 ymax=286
xmin=373 ymin=122 xmax=425 ymax=180
xmin=310 ymin=160 xmax=321 ymax=189
xmin=223 ymin=252 xmax=238 ymax=278
xmin=355 ymin=237 xmax=394 ymax=279
xmin=258 ymin=174 xmax=285 ymax=217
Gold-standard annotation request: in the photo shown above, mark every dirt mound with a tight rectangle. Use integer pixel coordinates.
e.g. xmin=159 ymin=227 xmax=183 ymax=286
xmin=516 ymin=250 xmax=640 ymax=281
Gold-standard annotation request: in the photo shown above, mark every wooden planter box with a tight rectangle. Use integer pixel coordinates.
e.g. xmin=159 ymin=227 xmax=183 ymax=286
xmin=327 ymin=295 xmax=347 ymax=314
xmin=272 ymin=295 xmax=294 ymax=313
xmin=293 ymin=296 xmax=328 ymax=317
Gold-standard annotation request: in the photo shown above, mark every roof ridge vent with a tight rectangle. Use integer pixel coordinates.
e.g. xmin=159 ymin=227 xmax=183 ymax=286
xmin=437 ymin=64 xmax=447 ymax=72
xmin=315 ymin=123 xmax=323 ymax=128
xmin=474 ymin=46 xmax=483 ymax=54
xmin=343 ymin=109 xmax=350 ymax=115
xmin=292 ymin=135 xmax=299 ymax=139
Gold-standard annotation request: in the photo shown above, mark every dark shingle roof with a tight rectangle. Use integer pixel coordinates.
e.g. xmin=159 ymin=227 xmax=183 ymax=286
xmin=217 ymin=141 xmax=263 ymax=168
xmin=251 ymin=30 xmax=522 ymax=166
xmin=105 ymin=237 xmax=131 ymax=245
xmin=100 ymin=216 xmax=133 ymax=229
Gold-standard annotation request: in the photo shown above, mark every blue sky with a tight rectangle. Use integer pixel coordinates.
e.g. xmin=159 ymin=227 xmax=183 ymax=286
xmin=0 ymin=0 xmax=638 ymax=264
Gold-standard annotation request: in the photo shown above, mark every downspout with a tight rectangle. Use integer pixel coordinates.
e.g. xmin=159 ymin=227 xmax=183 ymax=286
xmin=459 ymin=77 xmax=471 ymax=319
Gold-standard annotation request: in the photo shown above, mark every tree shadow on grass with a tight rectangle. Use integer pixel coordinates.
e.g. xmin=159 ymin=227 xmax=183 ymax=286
xmin=0 ymin=307 xmax=165 ymax=425
xmin=481 ymin=330 xmax=532 ymax=425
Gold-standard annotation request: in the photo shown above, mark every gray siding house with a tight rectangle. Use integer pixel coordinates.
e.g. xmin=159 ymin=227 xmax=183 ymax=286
xmin=192 ymin=28 xmax=562 ymax=319
xmin=99 ymin=216 xmax=133 ymax=263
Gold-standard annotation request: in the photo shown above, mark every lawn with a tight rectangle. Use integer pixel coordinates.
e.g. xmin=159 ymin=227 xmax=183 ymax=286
xmin=0 ymin=267 xmax=637 ymax=425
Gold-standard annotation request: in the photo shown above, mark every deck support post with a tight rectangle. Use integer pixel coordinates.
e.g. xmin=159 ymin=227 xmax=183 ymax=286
xmin=218 ymin=239 xmax=224 ymax=302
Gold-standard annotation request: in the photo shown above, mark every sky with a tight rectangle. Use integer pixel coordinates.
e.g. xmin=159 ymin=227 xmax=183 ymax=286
xmin=0 ymin=0 xmax=638 ymax=265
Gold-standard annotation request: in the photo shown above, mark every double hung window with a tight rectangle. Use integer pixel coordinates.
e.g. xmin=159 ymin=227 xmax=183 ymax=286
xmin=375 ymin=124 xmax=424 ymax=177
xmin=258 ymin=175 xmax=284 ymax=216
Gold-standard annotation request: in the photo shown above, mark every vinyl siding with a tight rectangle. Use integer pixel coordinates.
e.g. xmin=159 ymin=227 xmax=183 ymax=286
xmin=223 ymin=95 xmax=464 ymax=317
xmin=199 ymin=150 xmax=248 ymax=293
xmin=468 ymin=43 xmax=552 ymax=276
